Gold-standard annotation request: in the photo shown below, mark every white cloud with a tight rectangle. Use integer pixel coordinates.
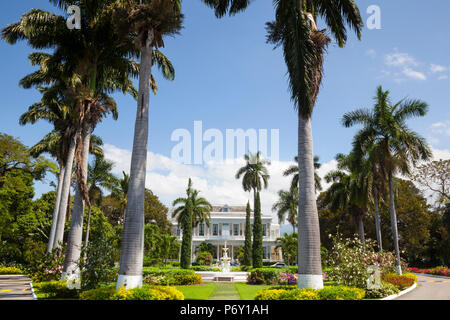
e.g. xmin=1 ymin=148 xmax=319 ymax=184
xmin=430 ymin=64 xmax=447 ymax=73
xmin=431 ymin=121 xmax=450 ymax=137
xmin=438 ymin=75 xmax=448 ymax=80
xmin=402 ymin=67 xmax=427 ymax=81
xmin=384 ymin=52 xmax=418 ymax=67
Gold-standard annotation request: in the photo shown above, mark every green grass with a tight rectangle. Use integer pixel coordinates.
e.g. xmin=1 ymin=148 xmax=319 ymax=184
xmin=234 ymin=283 xmax=273 ymax=300
xmin=175 ymin=283 xmax=216 ymax=300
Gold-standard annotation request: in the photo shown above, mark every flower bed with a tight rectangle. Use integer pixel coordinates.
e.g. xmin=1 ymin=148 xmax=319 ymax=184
xmin=406 ymin=266 xmax=450 ymax=277
xmin=254 ymin=285 xmax=365 ymax=300
xmin=80 ymin=285 xmax=184 ymax=300
xmin=381 ymin=273 xmax=416 ymax=290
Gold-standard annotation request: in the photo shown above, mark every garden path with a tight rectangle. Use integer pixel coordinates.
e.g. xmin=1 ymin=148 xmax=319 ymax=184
xmin=0 ymin=275 xmax=34 ymax=300
xmin=208 ymin=283 xmax=240 ymax=300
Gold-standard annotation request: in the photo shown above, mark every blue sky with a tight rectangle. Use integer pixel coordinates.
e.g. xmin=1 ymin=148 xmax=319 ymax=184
xmin=1 ymin=1 xmax=449 ymax=224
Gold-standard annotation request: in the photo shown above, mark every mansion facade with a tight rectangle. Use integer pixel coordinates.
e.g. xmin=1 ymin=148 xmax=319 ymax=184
xmin=171 ymin=204 xmax=282 ymax=263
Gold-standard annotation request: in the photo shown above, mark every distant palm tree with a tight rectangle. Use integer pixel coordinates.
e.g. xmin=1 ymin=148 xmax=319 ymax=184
xmin=266 ymin=0 xmax=363 ymax=289
xmin=323 ymin=153 xmax=369 ymax=243
xmin=111 ymin=171 xmax=130 ymax=225
xmin=172 ymin=179 xmax=212 ymax=269
xmin=276 ymin=232 xmax=298 ymax=266
xmin=84 ymin=156 xmax=120 ymax=249
xmin=342 ymin=86 xmax=432 ymax=274
xmin=235 ymin=151 xmax=270 ymax=268
xmin=283 ymin=156 xmax=322 ymax=193
xmin=272 ymin=186 xmax=299 ymax=233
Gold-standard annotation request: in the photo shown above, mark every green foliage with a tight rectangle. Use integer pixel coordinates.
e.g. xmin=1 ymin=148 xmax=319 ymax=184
xmin=255 ymin=288 xmax=320 ymax=300
xmin=79 ymin=209 xmax=117 ymax=290
xmin=247 ymin=267 xmax=297 ymax=285
xmin=196 ymin=251 xmax=213 ymax=266
xmin=276 ymin=232 xmax=297 ymax=266
xmin=0 ymin=266 xmax=25 ymax=274
xmin=364 ymin=281 xmax=400 ymax=299
xmin=317 ymin=286 xmax=365 ymax=300
xmin=252 ymin=192 xmax=263 ymax=268
xmin=144 ymin=273 xmax=202 ymax=286
xmin=180 ymin=193 xmax=193 ymax=269
xmin=33 ymin=281 xmax=79 ymax=299
xmin=243 ymin=201 xmax=252 ymax=266
xmin=80 ymin=285 xmax=184 ymax=300
xmin=28 ymin=245 xmax=65 ymax=282
xmin=144 ymin=223 xmax=179 ymax=266
xmin=326 ymin=233 xmax=397 ymax=288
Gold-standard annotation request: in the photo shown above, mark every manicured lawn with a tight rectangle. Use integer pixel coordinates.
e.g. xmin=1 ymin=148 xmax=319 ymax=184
xmin=175 ymin=283 xmax=216 ymax=300
xmin=175 ymin=282 xmax=273 ymax=300
xmin=234 ymin=283 xmax=273 ymax=300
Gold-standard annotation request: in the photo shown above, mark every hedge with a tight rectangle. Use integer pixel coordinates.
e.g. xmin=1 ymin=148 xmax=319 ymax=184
xmin=0 ymin=266 xmax=25 ymax=275
xmin=80 ymin=285 xmax=184 ymax=300
xmin=254 ymin=285 xmax=365 ymax=300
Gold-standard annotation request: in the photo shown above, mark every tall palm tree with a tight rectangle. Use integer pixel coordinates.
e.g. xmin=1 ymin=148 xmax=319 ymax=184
xmin=243 ymin=201 xmax=252 ymax=266
xmin=110 ymin=0 xmax=183 ymax=289
xmin=342 ymin=86 xmax=432 ymax=274
xmin=272 ymin=186 xmax=299 ymax=233
xmin=265 ymin=0 xmax=363 ymax=289
xmin=283 ymin=155 xmax=322 ymax=192
xmin=235 ymin=151 xmax=270 ymax=267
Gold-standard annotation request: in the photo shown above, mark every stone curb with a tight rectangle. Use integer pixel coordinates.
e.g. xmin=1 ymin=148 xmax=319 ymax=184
xmin=29 ymin=282 xmax=38 ymax=300
xmin=380 ymin=282 xmax=417 ymax=300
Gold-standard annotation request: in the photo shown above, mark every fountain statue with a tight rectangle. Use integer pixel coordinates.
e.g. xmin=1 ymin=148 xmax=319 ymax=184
xmin=220 ymin=242 xmax=231 ymax=273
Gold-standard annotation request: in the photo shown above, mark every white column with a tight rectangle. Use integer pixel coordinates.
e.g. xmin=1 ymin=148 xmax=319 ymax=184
xmin=231 ymin=245 xmax=234 ymax=263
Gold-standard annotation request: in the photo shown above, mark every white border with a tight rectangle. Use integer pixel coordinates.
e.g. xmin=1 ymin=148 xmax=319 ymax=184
xmin=116 ymin=274 xmax=143 ymax=289
xmin=297 ymin=274 xmax=324 ymax=289
xmin=380 ymin=282 xmax=417 ymax=300
xmin=29 ymin=282 xmax=38 ymax=300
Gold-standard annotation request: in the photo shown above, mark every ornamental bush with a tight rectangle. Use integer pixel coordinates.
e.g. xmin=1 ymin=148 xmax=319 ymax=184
xmin=317 ymin=286 xmax=365 ymax=300
xmin=28 ymin=245 xmax=65 ymax=282
xmin=326 ymin=233 xmax=397 ymax=289
xmin=254 ymin=288 xmax=320 ymax=300
xmin=0 ymin=266 xmax=24 ymax=275
xmin=364 ymin=281 xmax=400 ymax=299
xmin=33 ymin=281 xmax=79 ymax=299
xmin=143 ymin=270 xmax=202 ymax=286
xmin=79 ymin=285 xmax=184 ymax=300
xmin=407 ymin=266 xmax=450 ymax=277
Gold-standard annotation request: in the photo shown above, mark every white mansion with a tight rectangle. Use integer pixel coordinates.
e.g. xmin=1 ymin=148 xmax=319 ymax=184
xmin=171 ymin=204 xmax=282 ymax=263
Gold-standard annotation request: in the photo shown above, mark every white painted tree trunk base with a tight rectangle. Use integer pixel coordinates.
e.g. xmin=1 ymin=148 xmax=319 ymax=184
xmin=116 ymin=274 xmax=143 ymax=290
xmin=61 ymin=270 xmax=81 ymax=289
xmin=396 ymin=265 xmax=403 ymax=275
xmin=297 ymin=274 xmax=324 ymax=289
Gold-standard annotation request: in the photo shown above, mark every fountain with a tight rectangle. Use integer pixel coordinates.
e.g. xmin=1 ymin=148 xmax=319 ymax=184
xmin=220 ymin=243 xmax=231 ymax=273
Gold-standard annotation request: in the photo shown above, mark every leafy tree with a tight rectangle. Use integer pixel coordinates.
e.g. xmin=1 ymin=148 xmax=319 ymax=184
xmin=412 ymin=159 xmax=450 ymax=205
xmin=276 ymin=232 xmax=298 ymax=266
xmin=252 ymin=192 xmax=263 ymax=268
xmin=144 ymin=189 xmax=171 ymax=232
xmin=243 ymin=201 xmax=252 ymax=266
xmin=179 ymin=180 xmax=194 ymax=269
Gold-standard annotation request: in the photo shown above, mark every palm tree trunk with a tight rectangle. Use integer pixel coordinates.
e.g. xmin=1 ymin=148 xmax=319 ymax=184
xmin=388 ymin=172 xmax=402 ymax=275
xmin=84 ymin=207 xmax=92 ymax=250
xmin=297 ymin=116 xmax=323 ymax=289
xmin=61 ymin=123 xmax=91 ymax=288
xmin=46 ymin=164 xmax=65 ymax=253
xmin=117 ymin=30 xmax=154 ymax=290
xmin=374 ymin=191 xmax=383 ymax=251
xmin=54 ymin=127 xmax=81 ymax=248
xmin=358 ymin=214 xmax=365 ymax=244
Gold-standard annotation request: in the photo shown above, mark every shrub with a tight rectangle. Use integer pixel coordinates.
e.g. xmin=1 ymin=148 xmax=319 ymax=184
xmin=190 ymin=266 xmax=220 ymax=272
xmin=0 ymin=266 xmax=24 ymax=275
xmin=402 ymin=273 xmax=418 ymax=282
xmin=196 ymin=251 xmax=213 ymax=266
xmin=318 ymin=286 xmax=365 ymax=300
xmin=255 ymin=288 xmax=320 ymax=300
xmin=382 ymin=273 xmax=415 ymax=290
xmin=407 ymin=266 xmax=450 ymax=277
xmin=326 ymin=233 xmax=397 ymax=289
xmin=80 ymin=210 xmax=117 ymax=290
xmin=364 ymin=281 xmax=400 ymax=299
xmin=143 ymin=268 xmax=201 ymax=286
xmin=279 ymin=272 xmax=297 ymax=285
xmin=247 ymin=269 xmax=279 ymax=285
xmin=28 ymin=245 xmax=65 ymax=282
xmin=33 ymin=281 xmax=79 ymax=299
xmin=80 ymin=285 xmax=184 ymax=300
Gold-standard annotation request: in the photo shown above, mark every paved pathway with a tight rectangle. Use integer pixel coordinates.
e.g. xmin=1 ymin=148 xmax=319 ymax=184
xmin=0 ymin=275 xmax=34 ymax=300
xmin=209 ymin=283 xmax=240 ymax=300
xmin=395 ymin=274 xmax=450 ymax=300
